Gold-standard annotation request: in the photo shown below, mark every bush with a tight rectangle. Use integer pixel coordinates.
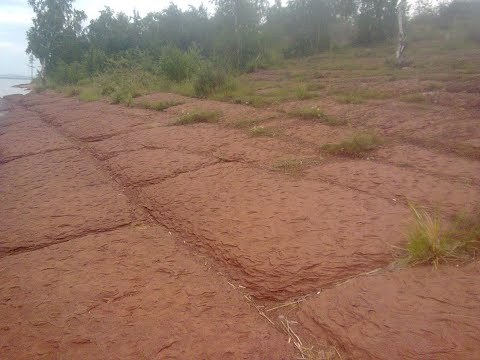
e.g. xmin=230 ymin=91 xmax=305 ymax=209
xmin=160 ymin=46 xmax=201 ymax=82
xmin=51 ymin=61 xmax=87 ymax=85
xmin=78 ymin=88 xmax=101 ymax=102
xmin=193 ymin=64 xmax=233 ymax=97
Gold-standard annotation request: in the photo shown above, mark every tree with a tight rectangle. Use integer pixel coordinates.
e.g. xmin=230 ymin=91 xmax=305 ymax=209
xmin=396 ymin=0 xmax=407 ymax=66
xmin=26 ymin=0 xmax=86 ymax=82
xmin=28 ymin=55 xmax=35 ymax=79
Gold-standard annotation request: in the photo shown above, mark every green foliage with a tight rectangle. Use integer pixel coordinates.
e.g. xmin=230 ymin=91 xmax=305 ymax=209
xmin=27 ymin=0 xmax=87 ymax=81
xmin=193 ymin=64 xmax=234 ymax=97
xmin=171 ymin=110 xmax=221 ymax=125
xmin=51 ymin=60 xmax=87 ymax=85
xmin=356 ymin=0 xmax=398 ymax=44
xmin=404 ymin=205 xmax=480 ymax=266
xmin=78 ymin=87 xmax=101 ymax=102
xmin=160 ymin=46 xmax=201 ymax=82
xmin=321 ymin=132 xmax=384 ymax=156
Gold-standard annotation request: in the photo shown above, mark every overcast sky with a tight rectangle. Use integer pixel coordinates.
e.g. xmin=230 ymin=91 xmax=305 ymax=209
xmin=0 ymin=0 xmax=211 ymax=76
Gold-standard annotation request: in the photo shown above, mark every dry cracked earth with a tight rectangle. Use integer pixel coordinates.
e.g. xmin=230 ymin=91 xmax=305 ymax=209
xmin=0 ymin=84 xmax=479 ymax=359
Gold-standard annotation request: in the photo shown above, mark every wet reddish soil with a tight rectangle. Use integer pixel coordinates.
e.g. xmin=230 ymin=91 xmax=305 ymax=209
xmin=1 ymin=83 xmax=479 ymax=358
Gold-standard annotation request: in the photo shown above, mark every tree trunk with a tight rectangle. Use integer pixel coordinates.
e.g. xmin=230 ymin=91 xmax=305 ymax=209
xmin=39 ymin=58 xmax=47 ymax=84
xmin=396 ymin=0 xmax=407 ymax=67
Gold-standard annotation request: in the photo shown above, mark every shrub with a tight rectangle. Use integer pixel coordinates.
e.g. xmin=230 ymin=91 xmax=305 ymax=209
xmin=404 ymin=205 xmax=480 ymax=266
xmin=78 ymin=88 xmax=101 ymax=102
xmin=160 ymin=46 xmax=200 ymax=82
xmin=51 ymin=60 xmax=87 ymax=85
xmin=321 ymin=131 xmax=383 ymax=156
xmin=193 ymin=63 xmax=233 ymax=97
xmin=170 ymin=110 xmax=220 ymax=125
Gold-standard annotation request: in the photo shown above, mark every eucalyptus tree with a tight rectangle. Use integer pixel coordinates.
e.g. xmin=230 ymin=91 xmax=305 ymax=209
xmin=26 ymin=0 xmax=86 ymax=82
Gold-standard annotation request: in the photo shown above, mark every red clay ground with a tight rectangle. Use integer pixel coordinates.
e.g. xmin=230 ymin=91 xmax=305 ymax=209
xmin=1 ymin=56 xmax=480 ymax=360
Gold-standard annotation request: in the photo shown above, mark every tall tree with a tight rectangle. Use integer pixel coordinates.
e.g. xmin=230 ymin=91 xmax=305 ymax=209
xmin=396 ymin=0 xmax=407 ymax=66
xmin=26 ymin=0 xmax=86 ymax=82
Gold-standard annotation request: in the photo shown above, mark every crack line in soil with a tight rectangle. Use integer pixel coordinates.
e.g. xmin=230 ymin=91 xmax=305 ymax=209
xmin=0 ymin=222 xmax=134 ymax=259
xmin=0 ymin=146 xmax=76 ymax=165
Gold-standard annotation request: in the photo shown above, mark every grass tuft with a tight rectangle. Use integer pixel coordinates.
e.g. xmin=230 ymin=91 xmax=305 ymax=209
xmin=403 ymin=205 xmax=480 ymax=266
xmin=249 ymin=125 xmax=277 ymax=137
xmin=399 ymin=93 xmax=427 ymax=103
xmin=335 ymin=94 xmax=364 ymax=104
xmin=272 ymin=158 xmax=318 ymax=176
xmin=289 ymin=106 xmax=346 ymax=126
xmin=136 ymin=100 xmax=184 ymax=111
xmin=321 ymin=131 xmax=383 ymax=156
xmin=233 ymin=119 xmax=259 ymax=129
xmin=170 ymin=109 xmax=220 ymax=125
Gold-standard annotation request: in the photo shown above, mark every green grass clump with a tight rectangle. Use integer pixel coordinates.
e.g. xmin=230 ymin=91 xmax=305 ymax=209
xmin=272 ymin=158 xmax=318 ymax=175
xmin=289 ymin=106 xmax=346 ymax=126
xmin=295 ymin=84 xmax=316 ymax=100
xmin=249 ymin=125 xmax=277 ymax=137
xmin=335 ymin=94 xmax=364 ymax=104
xmin=137 ymin=100 xmax=183 ymax=111
xmin=321 ymin=131 xmax=383 ymax=156
xmin=171 ymin=110 xmax=220 ymax=125
xmin=78 ymin=88 xmax=101 ymax=102
xmin=400 ymin=93 xmax=427 ymax=103
xmin=233 ymin=119 xmax=259 ymax=129
xmin=404 ymin=205 xmax=480 ymax=266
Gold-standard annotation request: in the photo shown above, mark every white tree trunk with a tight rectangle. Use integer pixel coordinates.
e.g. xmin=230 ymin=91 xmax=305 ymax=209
xmin=396 ymin=0 xmax=407 ymax=66
xmin=39 ymin=58 xmax=46 ymax=84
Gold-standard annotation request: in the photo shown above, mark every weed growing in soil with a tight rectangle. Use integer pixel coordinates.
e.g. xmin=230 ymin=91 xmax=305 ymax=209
xmin=249 ymin=125 xmax=277 ymax=137
xmin=335 ymin=94 xmax=364 ymax=104
xmin=137 ymin=100 xmax=184 ymax=111
xmin=171 ymin=109 xmax=220 ymax=125
xmin=403 ymin=205 xmax=480 ymax=266
xmin=400 ymin=93 xmax=427 ymax=103
xmin=288 ymin=106 xmax=346 ymax=126
xmin=321 ymin=131 xmax=383 ymax=156
xmin=272 ymin=158 xmax=318 ymax=175
xmin=233 ymin=119 xmax=259 ymax=129
xmin=295 ymin=84 xmax=316 ymax=100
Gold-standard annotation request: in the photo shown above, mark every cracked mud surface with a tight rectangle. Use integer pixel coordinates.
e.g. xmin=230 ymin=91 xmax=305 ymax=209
xmin=1 ymin=89 xmax=479 ymax=359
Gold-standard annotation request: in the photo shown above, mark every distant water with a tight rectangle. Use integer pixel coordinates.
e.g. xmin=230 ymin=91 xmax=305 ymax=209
xmin=0 ymin=78 xmax=31 ymax=98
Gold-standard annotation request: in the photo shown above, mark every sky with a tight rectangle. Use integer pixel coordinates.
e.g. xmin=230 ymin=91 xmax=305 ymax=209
xmin=0 ymin=0 xmax=210 ymax=76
